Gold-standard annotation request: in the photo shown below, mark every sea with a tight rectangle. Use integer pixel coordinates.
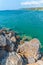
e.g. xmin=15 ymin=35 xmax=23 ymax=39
xmin=0 ymin=10 xmax=43 ymax=52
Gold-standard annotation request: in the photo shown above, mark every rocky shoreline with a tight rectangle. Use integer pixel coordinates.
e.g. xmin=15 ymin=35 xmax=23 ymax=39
xmin=0 ymin=28 xmax=43 ymax=65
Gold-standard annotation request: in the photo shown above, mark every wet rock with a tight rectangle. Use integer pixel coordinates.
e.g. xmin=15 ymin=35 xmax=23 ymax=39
xmin=17 ymin=38 xmax=41 ymax=63
xmin=1 ymin=52 xmax=23 ymax=65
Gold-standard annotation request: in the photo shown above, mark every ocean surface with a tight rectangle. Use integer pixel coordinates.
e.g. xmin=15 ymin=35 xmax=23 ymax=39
xmin=0 ymin=10 xmax=43 ymax=51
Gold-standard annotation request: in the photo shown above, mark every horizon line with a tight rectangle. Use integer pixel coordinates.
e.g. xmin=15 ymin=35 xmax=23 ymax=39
xmin=0 ymin=7 xmax=43 ymax=11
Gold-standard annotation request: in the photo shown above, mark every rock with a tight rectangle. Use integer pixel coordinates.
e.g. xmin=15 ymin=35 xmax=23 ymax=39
xmin=16 ymin=35 xmax=20 ymax=40
xmin=5 ymin=36 xmax=16 ymax=52
xmin=27 ymin=57 xmax=35 ymax=64
xmin=0 ymin=35 xmax=6 ymax=46
xmin=20 ymin=40 xmax=24 ymax=45
xmin=7 ymin=32 xmax=12 ymax=38
xmin=6 ymin=31 xmax=15 ymax=38
xmin=5 ymin=30 xmax=16 ymax=39
xmin=11 ymin=36 xmax=16 ymax=43
xmin=37 ymin=60 xmax=43 ymax=65
xmin=0 ymin=30 xmax=3 ymax=35
xmin=16 ymin=35 xmax=20 ymax=45
xmin=17 ymin=38 xmax=41 ymax=63
xmin=41 ymin=57 xmax=43 ymax=61
xmin=0 ymin=49 xmax=8 ymax=63
xmin=4 ymin=44 xmax=14 ymax=52
xmin=26 ymin=60 xmax=43 ymax=65
xmin=1 ymin=52 xmax=23 ymax=65
xmin=5 ymin=38 xmax=15 ymax=52
xmin=2 ymin=28 xmax=11 ymax=33
xmin=26 ymin=63 xmax=38 ymax=65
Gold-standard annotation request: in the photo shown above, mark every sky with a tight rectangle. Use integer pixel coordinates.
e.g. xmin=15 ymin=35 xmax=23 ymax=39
xmin=0 ymin=0 xmax=43 ymax=10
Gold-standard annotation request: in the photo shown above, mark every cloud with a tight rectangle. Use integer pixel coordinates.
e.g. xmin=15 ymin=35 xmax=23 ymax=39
xmin=21 ymin=0 xmax=43 ymax=6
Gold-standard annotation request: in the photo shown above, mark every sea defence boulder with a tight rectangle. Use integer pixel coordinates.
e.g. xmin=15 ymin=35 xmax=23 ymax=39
xmin=1 ymin=52 xmax=23 ymax=65
xmin=17 ymin=38 xmax=41 ymax=63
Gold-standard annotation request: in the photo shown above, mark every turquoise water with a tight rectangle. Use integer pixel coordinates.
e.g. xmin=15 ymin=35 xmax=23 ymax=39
xmin=0 ymin=10 xmax=43 ymax=47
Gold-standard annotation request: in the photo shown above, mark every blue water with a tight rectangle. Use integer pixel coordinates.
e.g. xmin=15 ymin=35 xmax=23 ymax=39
xmin=0 ymin=10 xmax=43 ymax=47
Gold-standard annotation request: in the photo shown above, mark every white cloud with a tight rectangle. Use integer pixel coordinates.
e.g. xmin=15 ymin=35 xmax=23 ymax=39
xmin=21 ymin=0 xmax=43 ymax=6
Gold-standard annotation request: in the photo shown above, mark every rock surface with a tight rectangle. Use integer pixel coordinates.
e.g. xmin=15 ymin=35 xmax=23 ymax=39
xmin=17 ymin=38 xmax=41 ymax=63
xmin=0 ymin=29 xmax=43 ymax=65
xmin=0 ymin=50 xmax=8 ymax=61
xmin=26 ymin=60 xmax=43 ymax=65
xmin=1 ymin=52 xmax=23 ymax=65
xmin=11 ymin=36 xmax=16 ymax=42
xmin=0 ymin=35 xmax=6 ymax=46
xmin=41 ymin=57 xmax=43 ymax=61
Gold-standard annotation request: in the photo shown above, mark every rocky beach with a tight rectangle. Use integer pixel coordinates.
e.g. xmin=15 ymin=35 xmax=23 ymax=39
xmin=0 ymin=28 xmax=43 ymax=65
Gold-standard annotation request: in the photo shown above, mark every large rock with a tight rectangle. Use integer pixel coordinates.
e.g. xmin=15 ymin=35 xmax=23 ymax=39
xmin=17 ymin=38 xmax=41 ymax=63
xmin=0 ymin=33 xmax=15 ymax=51
xmin=5 ymin=31 xmax=15 ymax=38
xmin=37 ymin=60 xmax=43 ymax=65
xmin=26 ymin=63 xmax=38 ymax=65
xmin=41 ymin=57 xmax=43 ymax=61
xmin=0 ymin=49 xmax=8 ymax=60
xmin=0 ymin=49 xmax=8 ymax=65
xmin=5 ymin=38 xmax=15 ymax=52
xmin=26 ymin=60 xmax=43 ymax=65
xmin=1 ymin=52 xmax=23 ymax=65
xmin=0 ymin=35 xmax=6 ymax=46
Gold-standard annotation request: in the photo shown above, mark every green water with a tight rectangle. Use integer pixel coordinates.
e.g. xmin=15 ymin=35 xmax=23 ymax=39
xmin=0 ymin=10 xmax=43 ymax=51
